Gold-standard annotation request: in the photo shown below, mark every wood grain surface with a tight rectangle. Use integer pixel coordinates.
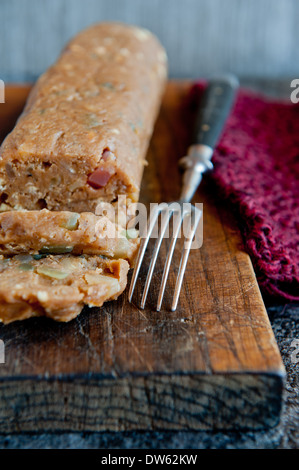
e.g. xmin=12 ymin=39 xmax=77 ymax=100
xmin=0 ymin=83 xmax=285 ymax=432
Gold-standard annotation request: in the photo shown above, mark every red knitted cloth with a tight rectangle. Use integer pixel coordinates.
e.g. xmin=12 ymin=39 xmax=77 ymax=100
xmin=189 ymin=84 xmax=299 ymax=301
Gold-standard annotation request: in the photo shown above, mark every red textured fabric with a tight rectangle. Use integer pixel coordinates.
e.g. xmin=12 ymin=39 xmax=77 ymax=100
xmin=189 ymin=83 xmax=299 ymax=301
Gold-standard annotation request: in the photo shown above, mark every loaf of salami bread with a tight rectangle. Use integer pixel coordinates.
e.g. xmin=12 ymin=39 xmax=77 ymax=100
xmin=0 ymin=23 xmax=167 ymax=323
xmin=0 ymin=22 xmax=167 ymax=212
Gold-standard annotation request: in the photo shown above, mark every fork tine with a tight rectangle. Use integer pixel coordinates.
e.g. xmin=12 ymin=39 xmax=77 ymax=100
xmin=156 ymin=208 xmax=187 ymax=311
xmin=171 ymin=207 xmax=202 ymax=311
xmin=140 ymin=207 xmax=173 ymax=309
xmin=128 ymin=204 xmax=161 ymax=302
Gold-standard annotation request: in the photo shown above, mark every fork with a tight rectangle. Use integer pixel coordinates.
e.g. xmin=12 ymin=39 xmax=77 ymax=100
xmin=129 ymin=75 xmax=239 ymax=311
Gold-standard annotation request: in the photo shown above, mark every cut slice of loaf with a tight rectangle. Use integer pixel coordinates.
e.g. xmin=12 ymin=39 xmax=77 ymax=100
xmin=0 ymin=209 xmax=139 ymax=265
xmin=0 ymin=254 xmax=129 ymax=324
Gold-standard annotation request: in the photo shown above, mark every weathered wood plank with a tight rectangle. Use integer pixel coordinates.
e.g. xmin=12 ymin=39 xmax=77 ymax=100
xmin=0 ymin=83 xmax=285 ymax=431
xmin=0 ymin=375 xmax=282 ymax=432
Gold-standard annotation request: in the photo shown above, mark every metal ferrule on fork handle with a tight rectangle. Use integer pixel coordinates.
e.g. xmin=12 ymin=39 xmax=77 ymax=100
xmin=179 ymin=144 xmax=214 ymax=203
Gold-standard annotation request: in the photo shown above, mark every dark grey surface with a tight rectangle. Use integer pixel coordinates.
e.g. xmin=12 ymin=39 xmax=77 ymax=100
xmin=0 ymin=302 xmax=298 ymax=449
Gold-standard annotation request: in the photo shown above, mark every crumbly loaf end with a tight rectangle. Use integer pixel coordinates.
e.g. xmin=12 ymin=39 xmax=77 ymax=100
xmin=0 ymin=23 xmax=167 ymax=212
xmin=0 ymin=254 xmax=129 ymax=324
xmin=0 ymin=209 xmax=139 ymax=264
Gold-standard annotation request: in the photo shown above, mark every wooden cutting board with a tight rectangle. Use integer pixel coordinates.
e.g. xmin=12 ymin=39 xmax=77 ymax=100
xmin=0 ymin=83 xmax=285 ymax=432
